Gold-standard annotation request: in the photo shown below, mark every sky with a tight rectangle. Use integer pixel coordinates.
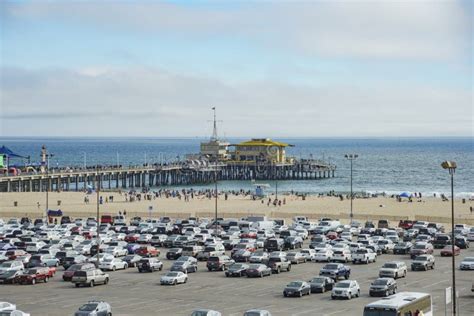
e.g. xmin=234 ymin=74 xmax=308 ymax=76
xmin=0 ymin=0 xmax=472 ymax=137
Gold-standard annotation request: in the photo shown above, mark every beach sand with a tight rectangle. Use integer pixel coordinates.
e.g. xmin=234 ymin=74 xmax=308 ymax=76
xmin=1 ymin=191 xmax=473 ymax=225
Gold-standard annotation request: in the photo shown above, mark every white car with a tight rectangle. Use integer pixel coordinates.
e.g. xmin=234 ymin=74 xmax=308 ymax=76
xmin=352 ymin=248 xmax=377 ymax=264
xmin=0 ymin=310 xmax=30 ymax=316
xmin=459 ymin=257 xmax=474 ymax=270
xmin=467 ymin=228 xmax=474 ymax=242
xmin=0 ymin=302 xmax=16 ymax=312
xmin=0 ymin=261 xmax=24 ymax=274
xmin=87 ymin=253 xmax=114 ymax=264
xmin=300 ymin=249 xmax=317 ymax=261
xmin=105 ymin=246 xmax=127 ymax=257
xmin=99 ymin=258 xmax=128 ymax=271
xmin=379 ymin=261 xmax=407 ymax=279
xmin=331 ymin=280 xmax=360 ymax=300
xmin=160 ymin=271 xmax=188 ymax=285
xmin=313 ymin=250 xmax=334 ymax=262
xmin=331 ymin=249 xmax=351 ymax=263
xmin=340 ymin=232 xmax=352 ymax=241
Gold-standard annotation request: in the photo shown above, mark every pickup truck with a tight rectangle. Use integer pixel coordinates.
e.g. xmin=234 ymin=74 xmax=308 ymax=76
xmin=352 ymin=248 xmax=377 ymax=264
xmin=319 ymin=263 xmax=350 ymax=280
xmin=266 ymin=257 xmax=291 ymax=274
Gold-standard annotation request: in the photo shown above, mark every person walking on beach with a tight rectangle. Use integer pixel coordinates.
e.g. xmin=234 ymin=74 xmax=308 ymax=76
xmin=470 ymin=206 xmax=473 ymax=214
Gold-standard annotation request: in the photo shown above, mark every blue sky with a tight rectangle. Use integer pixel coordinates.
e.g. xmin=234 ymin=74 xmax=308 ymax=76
xmin=0 ymin=0 xmax=472 ymax=137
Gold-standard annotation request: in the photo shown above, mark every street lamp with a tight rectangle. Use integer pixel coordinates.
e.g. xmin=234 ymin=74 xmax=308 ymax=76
xmin=441 ymin=160 xmax=457 ymax=315
xmin=345 ymin=154 xmax=358 ymax=225
xmin=45 ymin=151 xmax=54 ymax=222
xmin=96 ymin=167 xmax=101 ymax=268
xmin=214 ymin=161 xmax=218 ymax=235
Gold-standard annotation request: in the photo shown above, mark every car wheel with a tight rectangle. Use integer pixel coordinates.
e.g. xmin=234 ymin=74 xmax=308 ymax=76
xmin=90 ymin=280 xmax=94 ymax=287
xmin=44 ymin=277 xmax=49 ymax=283
xmin=393 ymin=287 xmax=397 ymax=294
xmin=395 ymin=273 xmax=399 ymax=279
xmin=112 ymin=266 xmax=116 ymax=271
xmin=385 ymin=290 xmax=389 ymax=297
xmin=287 ymin=265 xmax=291 ymax=272
xmin=299 ymin=291 xmax=303 ymax=297
xmin=403 ymin=271 xmax=406 ymax=277
xmin=331 ymin=295 xmax=335 ymax=300
xmin=159 ymin=266 xmax=163 ymax=271
xmin=31 ymin=279 xmax=36 ymax=285
xmin=55 ymin=262 xmax=59 ymax=267
xmin=124 ymin=264 xmax=128 ymax=269
xmin=75 ymin=283 xmax=80 ymax=288
xmin=357 ymin=290 xmax=360 ymax=297
xmin=284 ymin=292 xmax=287 ymax=297
xmin=173 ymin=280 xmax=177 ymax=285
xmin=208 ymin=268 xmax=212 ymax=271
xmin=344 ymin=274 xmax=349 ymax=280
xmin=184 ymin=278 xmax=187 ymax=283
xmin=104 ymin=278 xmax=109 ymax=285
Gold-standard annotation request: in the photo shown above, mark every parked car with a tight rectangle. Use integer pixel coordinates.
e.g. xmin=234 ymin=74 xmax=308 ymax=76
xmin=122 ymin=254 xmax=142 ymax=268
xmin=313 ymin=249 xmax=333 ymax=262
xmin=135 ymin=246 xmax=160 ymax=258
xmin=286 ymin=252 xmax=306 ymax=264
xmin=300 ymin=249 xmax=317 ymax=261
xmin=74 ymin=301 xmax=112 ymax=316
xmin=225 ymin=263 xmax=249 ymax=277
xmin=0 ymin=261 xmax=24 ymax=274
xmin=352 ymin=248 xmax=376 ymax=264
xmin=62 ymin=263 xmax=96 ymax=281
xmin=99 ymin=258 xmax=128 ymax=271
xmin=207 ymin=255 xmax=234 ymax=271
xmin=243 ymin=310 xmax=272 ymax=316
xmin=441 ymin=245 xmax=461 ymax=256
xmin=27 ymin=254 xmax=60 ymax=268
xmin=249 ymin=250 xmax=269 ymax=264
xmin=191 ymin=309 xmax=221 ymax=316
xmin=245 ymin=264 xmax=272 ymax=278
xmin=410 ymin=242 xmax=434 ymax=259
xmin=0 ymin=270 xmax=23 ymax=284
xmin=459 ymin=256 xmax=474 ymax=270
xmin=309 ymin=276 xmax=335 ymax=293
xmin=411 ymin=255 xmax=435 ymax=271
xmin=319 ymin=263 xmax=351 ymax=280
xmin=160 ymin=271 xmax=188 ymax=285
xmin=379 ymin=261 xmax=407 ymax=279
xmin=283 ymin=281 xmax=311 ymax=297
xmin=433 ymin=234 xmax=451 ymax=249
xmin=331 ymin=280 xmax=360 ymax=300
xmin=369 ymin=278 xmax=397 ymax=297
xmin=137 ymin=258 xmax=163 ymax=273
xmin=71 ymin=269 xmax=109 ymax=287
xmin=266 ymin=257 xmax=291 ymax=274
xmin=455 ymin=236 xmax=470 ymax=249
xmin=171 ymin=259 xmax=198 ymax=273
xmin=393 ymin=242 xmax=413 ymax=255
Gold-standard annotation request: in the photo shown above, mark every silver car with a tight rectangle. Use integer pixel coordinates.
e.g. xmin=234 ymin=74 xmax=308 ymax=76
xmin=74 ymin=301 xmax=111 ymax=316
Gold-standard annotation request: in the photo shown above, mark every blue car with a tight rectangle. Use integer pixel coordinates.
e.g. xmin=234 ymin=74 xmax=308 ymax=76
xmin=319 ymin=263 xmax=351 ymax=280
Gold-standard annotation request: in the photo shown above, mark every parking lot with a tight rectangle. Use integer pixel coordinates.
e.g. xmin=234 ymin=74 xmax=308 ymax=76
xmin=2 ymin=243 xmax=474 ymax=316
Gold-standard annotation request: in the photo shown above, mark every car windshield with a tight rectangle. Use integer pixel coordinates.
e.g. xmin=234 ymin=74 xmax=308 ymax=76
xmin=287 ymin=281 xmax=302 ymax=288
xmin=248 ymin=264 xmax=261 ymax=269
xmin=310 ymin=277 xmax=326 ymax=284
xmin=79 ymin=303 xmax=98 ymax=311
xmin=230 ymin=264 xmax=243 ymax=269
xmin=383 ymin=263 xmax=398 ymax=269
xmin=324 ymin=264 xmax=339 ymax=270
xmin=1 ymin=270 xmax=17 ymax=277
xmin=335 ymin=282 xmax=351 ymax=288
xmin=26 ymin=269 xmax=37 ymax=274
xmin=414 ymin=244 xmax=426 ymax=249
xmin=415 ymin=256 xmax=428 ymax=261
xmin=166 ymin=272 xmax=179 ymax=277
xmin=0 ymin=263 xmax=12 ymax=268
xmin=373 ymin=279 xmax=388 ymax=285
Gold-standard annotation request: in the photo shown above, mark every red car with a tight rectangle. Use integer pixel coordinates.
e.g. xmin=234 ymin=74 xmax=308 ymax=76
xmin=326 ymin=232 xmax=339 ymax=240
xmin=240 ymin=230 xmax=258 ymax=239
xmin=125 ymin=234 xmax=140 ymax=243
xmin=15 ymin=267 xmax=52 ymax=285
xmin=399 ymin=220 xmax=414 ymax=230
xmin=440 ymin=245 xmax=461 ymax=256
xmin=6 ymin=249 xmax=28 ymax=260
xmin=135 ymin=246 xmax=160 ymax=257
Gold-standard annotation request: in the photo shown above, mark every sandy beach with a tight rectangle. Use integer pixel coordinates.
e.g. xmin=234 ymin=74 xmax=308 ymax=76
xmin=1 ymin=191 xmax=473 ymax=226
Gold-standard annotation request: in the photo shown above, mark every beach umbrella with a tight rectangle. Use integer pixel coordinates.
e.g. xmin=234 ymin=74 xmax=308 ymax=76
xmin=399 ymin=192 xmax=410 ymax=198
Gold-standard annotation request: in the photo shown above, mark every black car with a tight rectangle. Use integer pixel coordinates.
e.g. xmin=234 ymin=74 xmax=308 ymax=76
xmin=369 ymin=278 xmax=397 ymax=297
xmin=283 ymin=281 xmax=311 ymax=297
xmin=245 ymin=264 xmax=272 ymax=278
xmin=225 ymin=263 xmax=250 ymax=277
xmin=284 ymin=237 xmax=303 ymax=250
xmin=393 ymin=242 xmax=413 ymax=255
xmin=122 ymin=255 xmax=142 ymax=268
xmin=166 ymin=248 xmax=183 ymax=260
xmin=455 ymin=236 xmax=470 ymax=249
xmin=0 ymin=270 xmax=23 ymax=284
xmin=232 ymin=250 xmax=252 ymax=263
xmin=309 ymin=276 xmax=335 ymax=293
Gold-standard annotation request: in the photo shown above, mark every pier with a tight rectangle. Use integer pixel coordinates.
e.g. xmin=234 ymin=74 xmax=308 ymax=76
xmin=0 ymin=160 xmax=336 ymax=193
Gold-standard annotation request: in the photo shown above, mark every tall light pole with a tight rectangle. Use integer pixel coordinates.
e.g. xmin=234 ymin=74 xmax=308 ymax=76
xmin=442 ymin=160 xmax=457 ymax=315
xmin=96 ymin=167 xmax=101 ymax=268
xmin=214 ymin=161 xmax=218 ymax=235
xmin=345 ymin=154 xmax=358 ymax=225
xmin=43 ymin=147 xmax=54 ymax=223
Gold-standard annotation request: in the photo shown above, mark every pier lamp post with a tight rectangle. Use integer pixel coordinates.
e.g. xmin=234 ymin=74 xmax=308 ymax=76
xmin=441 ymin=160 xmax=457 ymax=315
xmin=344 ymin=154 xmax=358 ymax=225
xmin=213 ymin=161 xmax=218 ymax=235
xmin=96 ymin=167 xmax=101 ymax=268
xmin=45 ymin=152 xmax=54 ymax=222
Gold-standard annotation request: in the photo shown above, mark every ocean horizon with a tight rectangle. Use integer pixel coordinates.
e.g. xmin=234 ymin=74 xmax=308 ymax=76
xmin=1 ymin=137 xmax=472 ymax=198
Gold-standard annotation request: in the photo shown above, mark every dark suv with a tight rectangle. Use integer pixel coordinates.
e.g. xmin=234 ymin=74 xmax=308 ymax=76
xmin=206 ymin=255 xmax=234 ymax=271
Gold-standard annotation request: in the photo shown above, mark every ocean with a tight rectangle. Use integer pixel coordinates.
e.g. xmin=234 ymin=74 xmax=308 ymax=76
xmin=0 ymin=137 xmax=472 ymax=197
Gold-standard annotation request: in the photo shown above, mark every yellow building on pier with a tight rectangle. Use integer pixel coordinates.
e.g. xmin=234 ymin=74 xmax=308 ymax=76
xmin=230 ymin=138 xmax=293 ymax=164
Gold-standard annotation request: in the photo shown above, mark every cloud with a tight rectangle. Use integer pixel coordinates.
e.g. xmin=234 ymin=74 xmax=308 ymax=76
xmin=1 ymin=66 xmax=471 ymax=137
xmin=4 ymin=0 xmax=471 ymax=62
